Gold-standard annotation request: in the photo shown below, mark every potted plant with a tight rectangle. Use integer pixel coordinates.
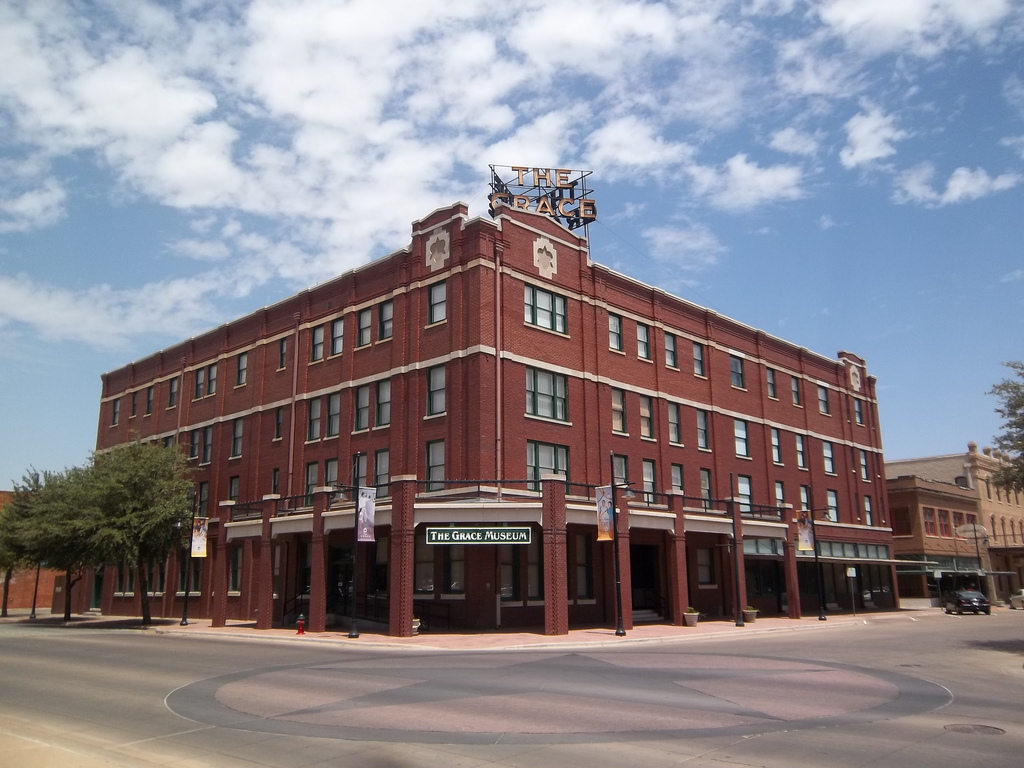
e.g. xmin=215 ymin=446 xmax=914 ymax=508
xmin=683 ymin=607 xmax=699 ymax=627
xmin=742 ymin=605 xmax=758 ymax=623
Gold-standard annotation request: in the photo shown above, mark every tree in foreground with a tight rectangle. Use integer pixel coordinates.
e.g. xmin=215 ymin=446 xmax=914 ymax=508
xmin=0 ymin=488 xmax=32 ymax=617
xmin=89 ymin=441 xmax=192 ymax=625
xmin=990 ymin=361 xmax=1024 ymax=493
xmin=15 ymin=468 xmax=103 ymax=621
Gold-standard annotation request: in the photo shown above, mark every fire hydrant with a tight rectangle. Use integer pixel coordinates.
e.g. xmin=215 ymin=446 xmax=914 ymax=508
xmin=296 ymin=613 xmax=305 ymax=635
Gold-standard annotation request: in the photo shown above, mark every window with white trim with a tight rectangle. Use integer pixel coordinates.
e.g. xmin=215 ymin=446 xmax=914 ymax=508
xmin=668 ymin=403 xmax=681 ymax=444
xmin=526 ymin=368 xmax=568 ymax=421
xmin=429 ymin=281 xmax=446 ymax=324
xmin=823 ymin=441 xmax=835 ymax=474
xmin=354 ymin=385 xmax=369 ymax=431
xmin=771 ymin=428 xmax=781 ymax=463
xmin=608 ymin=313 xmax=622 ymax=350
xmin=376 ymin=380 xmax=391 ymax=426
xmin=697 ymin=409 xmax=710 ymax=449
xmin=637 ymin=323 xmax=650 ymax=359
xmin=734 ymin=419 xmax=749 ymax=457
xmin=611 ymin=388 xmax=626 ymax=432
xmin=639 ymin=395 xmax=654 ymax=438
xmin=427 ymin=365 xmax=445 ymax=415
xmin=524 ymin=285 xmax=566 ymax=333
xmin=426 ymin=440 xmax=445 ymax=491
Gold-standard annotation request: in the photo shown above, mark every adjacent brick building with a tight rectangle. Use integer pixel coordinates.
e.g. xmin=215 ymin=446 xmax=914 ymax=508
xmin=95 ymin=200 xmax=896 ymax=634
xmin=887 ymin=442 xmax=1024 ymax=602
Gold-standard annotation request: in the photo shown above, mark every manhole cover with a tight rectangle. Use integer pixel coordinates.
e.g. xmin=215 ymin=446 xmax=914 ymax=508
xmin=945 ymin=724 xmax=1005 ymax=735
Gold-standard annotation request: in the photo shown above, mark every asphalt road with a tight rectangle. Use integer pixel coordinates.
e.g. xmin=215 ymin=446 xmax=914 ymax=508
xmin=2 ymin=610 xmax=1023 ymax=767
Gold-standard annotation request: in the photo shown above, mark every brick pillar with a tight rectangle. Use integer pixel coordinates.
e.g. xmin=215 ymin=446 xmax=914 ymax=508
xmin=782 ymin=505 xmax=802 ymax=619
xmin=388 ymin=476 xmax=417 ymax=637
xmin=666 ymin=491 xmax=688 ymax=625
xmin=541 ymin=474 xmax=569 ymax=635
xmin=309 ymin=489 xmax=329 ymax=633
xmin=211 ymin=502 xmax=233 ymax=627
xmin=730 ymin=498 xmax=747 ymax=623
xmin=617 ymin=496 xmax=633 ymax=631
xmin=256 ymin=495 xmax=278 ymax=629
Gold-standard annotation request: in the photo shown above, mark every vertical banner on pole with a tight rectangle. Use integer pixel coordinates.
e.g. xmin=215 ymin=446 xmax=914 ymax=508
xmin=796 ymin=511 xmax=814 ymax=552
xmin=596 ymin=486 xmax=613 ymax=541
xmin=357 ymin=488 xmax=377 ymax=542
xmin=191 ymin=517 xmax=209 ymax=557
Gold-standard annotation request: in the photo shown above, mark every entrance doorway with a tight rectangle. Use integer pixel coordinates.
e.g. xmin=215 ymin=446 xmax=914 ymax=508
xmin=630 ymin=544 xmax=662 ymax=615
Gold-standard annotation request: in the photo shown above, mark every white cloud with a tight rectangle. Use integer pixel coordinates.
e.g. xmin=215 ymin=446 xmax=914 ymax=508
xmin=1000 ymin=269 xmax=1024 ymax=283
xmin=586 ymin=116 xmax=692 ymax=179
xmin=688 ymin=154 xmax=804 ymax=211
xmin=1002 ymin=136 xmax=1024 ymax=158
xmin=819 ymin=0 xmax=1013 ymax=57
xmin=643 ymin=223 xmax=726 ymax=271
xmin=771 ymin=126 xmax=820 ymax=156
xmin=819 ymin=214 xmax=838 ymax=229
xmin=168 ymin=238 xmax=231 ymax=262
xmin=893 ymin=163 xmax=1022 ymax=206
xmin=0 ymin=178 xmax=66 ymax=233
xmin=839 ymin=104 xmax=907 ymax=168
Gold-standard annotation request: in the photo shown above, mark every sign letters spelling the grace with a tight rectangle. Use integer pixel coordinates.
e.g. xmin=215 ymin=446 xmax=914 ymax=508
xmin=488 ymin=166 xmax=596 ymax=231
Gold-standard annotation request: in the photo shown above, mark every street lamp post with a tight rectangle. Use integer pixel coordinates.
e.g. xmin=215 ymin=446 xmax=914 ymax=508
xmin=609 ymin=452 xmax=626 ymax=637
xmin=349 ymin=457 xmax=361 ymax=639
xmin=181 ymin=487 xmax=198 ymax=626
xmin=806 ymin=498 xmax=827 ymax=622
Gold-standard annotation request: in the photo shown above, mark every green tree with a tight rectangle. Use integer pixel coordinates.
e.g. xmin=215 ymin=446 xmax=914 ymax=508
xmin=89 ymin=441 xmax=192 ymax=625
xmin=15 ymin=467 xmax=104 ymax=621
xmin=990 ymin=361 xmax=1024 ymax=493
xmin=0 ymin=491 xmax=30 ymax=617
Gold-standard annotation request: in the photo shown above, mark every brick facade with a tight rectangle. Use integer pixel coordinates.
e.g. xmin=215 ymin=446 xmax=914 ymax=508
xmin=95 ymin=201 xmax=896 ymax=632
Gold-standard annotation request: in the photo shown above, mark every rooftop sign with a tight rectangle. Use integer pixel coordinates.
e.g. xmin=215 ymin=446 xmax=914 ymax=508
xmin=488 ymin=165 xmax=596 ymax=231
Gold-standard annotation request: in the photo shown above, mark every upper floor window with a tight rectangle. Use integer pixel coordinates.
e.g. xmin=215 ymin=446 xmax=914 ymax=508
xmin=278 ymin=338 xmax=288 ymax=369
xmin=796 ymin=434 xmax=807 ymax=468
xmin=854 ymin=398 xmax=864 ymax=425
xmin=608 ymin=313 xmax=623 ymax=351
xmin=864 ymin=496 xmax=873 ymax=526
xmin=429 ymin=281 xmax=446 ymax=324
xmin=642 ymin=459 xmax=656 ymax=503
xmin=207 ymin=364 xmax=217 ymax=395
xmin=379 ymin=300 xmax=394 ymax=340
xmin=311 ymin=326 xmax=324 ymax=361
xmin=700 ymin=468 xmax=712 ymax=510
xmin=671 ymin=464 xmax=683 ymax=491
xmin=376 ymin=380 xmax=391 ymax=426
xmin=791 ymin=375 xmax=801 ymax=405
xmin=637 ymin=323 xmax=650 ymax=359
xmin=357 ymin=309 xmax=371 ymax=346
xmin=527 ymin=368 xmax=568 ymax=421
xmin=665 ymin=333 xmax=677 ymax=368
xmin=734 ymin=419 xmax=749 ymax=457
xmin=330 ymin=318 xmax=344 ymax=356
xmin=354 ymin=385 xmax=370 ymax=431
xmin=736 ymin=475 xmax=752 ymax=513
xmin=693 ymin=342 xmax=706 ymax=376
xmin=231 ymin=418 xmax=243 ymax=457
xmin=304 ymin=462 xmax=318 ymax=506
xmin=307 ymin=398 xmax=321 ymax=441
xmin=274 ymin=406 xmax=284 ymax=440
xmin=201 ymin=426 xmax=213 ymax=464
xmin=826 ymin=490 xmax=839 ymax=521
xmin=326 ymin=393 xmax=341 ymax=437
xmin=668 ymin=403 xmax=681 ymax=444
xmin=611 ymin=389 xmax=626 ymax=432
xmin=194 ymin=367 xmax=205 ymax=399
xmin=374 ymin=449 xmax=390 ymax=495
xmin=771 ymin=428 xmax=781 ymax=463
xmin=145 ymin=386 xmax=153 ymax=415
xmin=730 ymin=355 xmax=745 ymax=388
xmin=775 ymin=480 xmax=785 ymax=506
xmin=639 ymin=395 xmax=654 ymax=438
xmin=130 ymin=392 xmax=137 ymax=418
xmin=168 ymin=377 xmax=178 ymax=408
xmin=766 ymin=368 xmax=777 ymax=398
xmin=823 ymin=441 xmax=835 ymax=474
xmin=111 ymin=398 xmax=120 ymax=426
xmin=228 ymin=476 xmax=240 ymax=503
xmin=426 ymin=440 xmax=445 ymax=491
xmin=527 ymin=440 xmax=569 ymax=491
xmin=818 ymin=384 xmax=830 ymax=414
xmin=613 ymin=454 xmax=628 ymax=487
xmin=859 ymin=450 xmax=869 ymax=481
xmin=236 ymin=352 xmax=247 ymax=386
xmin=524 ymin=285 xmax=566 ymax=333
xmin=697 ymin=409 xmax=710 ymax=449
xmin=427 ymin=365 xmax=445 ymax=415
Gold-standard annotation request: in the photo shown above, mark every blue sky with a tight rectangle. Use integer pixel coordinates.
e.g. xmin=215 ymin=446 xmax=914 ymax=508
xmin=1 ymin=0 xmax=1023 ymax=487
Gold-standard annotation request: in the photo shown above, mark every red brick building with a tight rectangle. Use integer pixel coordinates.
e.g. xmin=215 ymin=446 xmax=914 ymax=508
xmin=95 ymin=201 xmax=896 ymax=635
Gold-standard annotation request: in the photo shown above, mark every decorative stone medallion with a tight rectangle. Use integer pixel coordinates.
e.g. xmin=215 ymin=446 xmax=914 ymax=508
xmin=533 ymin=236 xmax=557 ymax=279
xmin=425 ymin=229 xmax=449 ymax=272
xmin=849 ymin=364 xmax=862 ymax=392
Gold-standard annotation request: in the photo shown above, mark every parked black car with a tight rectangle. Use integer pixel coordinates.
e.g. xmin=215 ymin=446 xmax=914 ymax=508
xmin=944 ymin=590 xmax=991 ymax=615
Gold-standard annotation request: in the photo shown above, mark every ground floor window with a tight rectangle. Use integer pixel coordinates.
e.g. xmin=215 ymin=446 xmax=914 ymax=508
xmin=178 ymin=556 xmax=202 ymax=594
xmin=415 ymin=532 xmax=433 ymax=593
xmin=443 ymin=545 xmax=465 ymax=595
xmin=229 ymin=546 xmax=243 ymax=593
xmin=499 ymin=545 xmax=519 ymax=601
xmin=696 ymin=547 xmax=715 ymax=585
xmin=574 ymin=533 xmax=593 ymax=599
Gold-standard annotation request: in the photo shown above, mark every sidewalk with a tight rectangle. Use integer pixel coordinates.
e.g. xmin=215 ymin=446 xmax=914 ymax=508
xmin=2 ymin=605 xmax=940 ymax=651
